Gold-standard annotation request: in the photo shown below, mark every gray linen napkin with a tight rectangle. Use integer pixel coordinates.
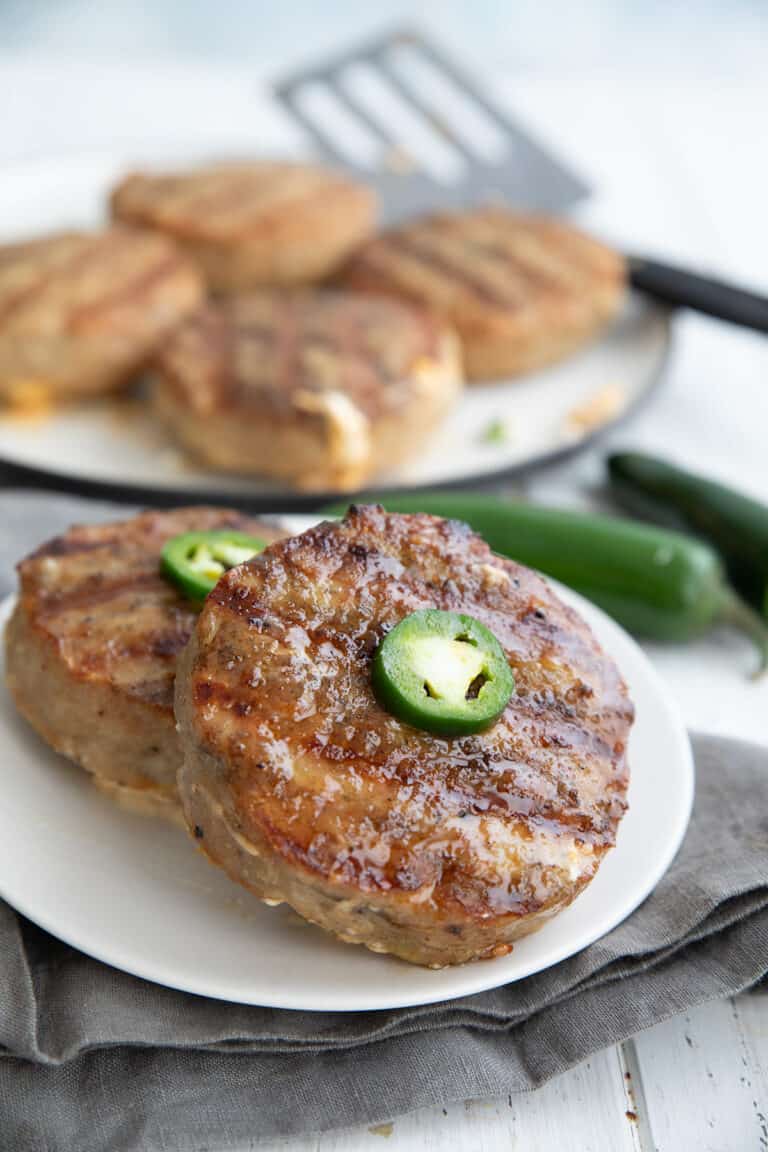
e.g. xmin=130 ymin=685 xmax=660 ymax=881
xmin=0 ymin=492 xmax=766 ymax=1152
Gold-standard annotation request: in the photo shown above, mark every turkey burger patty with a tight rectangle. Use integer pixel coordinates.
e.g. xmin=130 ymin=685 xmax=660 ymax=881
xmin=0 ymin=228 xmax=204 ymax=405
xmin=175 ymin=505 xmax=633 ymax=966
xmin=5 ymin=507 xmax=281 ymax=808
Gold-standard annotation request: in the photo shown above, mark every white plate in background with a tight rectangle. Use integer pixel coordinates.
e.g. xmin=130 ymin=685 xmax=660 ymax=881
xmin=0 ymin=150 xmax=670 ymax=508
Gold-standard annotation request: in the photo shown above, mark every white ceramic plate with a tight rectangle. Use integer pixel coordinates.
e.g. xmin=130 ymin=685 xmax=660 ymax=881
xmin=0 ymin=519 xmax=693 ymax=1012
xmin=0 ymin=150 xmax=671 ymax=508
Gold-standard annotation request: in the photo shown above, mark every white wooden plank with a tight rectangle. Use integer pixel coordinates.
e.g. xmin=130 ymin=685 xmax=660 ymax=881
xmin=730 ymin=993 xmax=768 ymax=1149
xmin=633 ymin=994 xmax=768 ymax=1152
xmin=255 ymin=1045 xmax=639 ymax=1151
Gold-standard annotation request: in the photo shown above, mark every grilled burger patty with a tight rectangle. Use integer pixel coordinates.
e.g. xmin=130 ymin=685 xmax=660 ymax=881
xmin=339 ymin=207 xmax=626 ymax=382
xmin=152 ymin=290 xmax=462 ymax=491
xmin=110 ymin=161 xmax=377 ymax=293
xmin=0 ymin=228 xmax=204 ymax=406
xmin=175 ymin=505 xmax=633 ymax=966
xmin=5 ymin=507 xmax=281 ymax=807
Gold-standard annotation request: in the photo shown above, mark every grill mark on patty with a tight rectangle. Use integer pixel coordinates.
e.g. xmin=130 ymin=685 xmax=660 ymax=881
xmin=70 ymin=632 xmax=188 ymax=696
xmin=167 ymin=172 xmax=284 ymax=219
xmin=207 ymin=576 xmax=265 ymax=618
xmin=298 ymin=731 xmax=613 ymax=837
xmin=335 ymin=299 xmax=393 ymax=397
xmin=429 ymin=213 xmax=583 ymax=294
xmin=71 ymin=630 xmax=190 ymax=672
xmin=241 ymin=177 xmax=358 ymax=230
xmin=34 ymin=515 xmax=266 ymax=618
xmin=474 ymin=240 xmax=571 ymax=296
xmin=383 ymin=233 xmax=515 ymax=308
xmin=145 ymin=628 xmax=194 ymax=659
xmin=255 ymin=299 xmax=394 ymax=413
xmin=75 ymin=640 xmax=179 ymax=672
xmin=69 ymin=251 xmax=189 ymax=330
xmin=118 ymin=168 xmax=355 ymax=237
xmin=155 ymin=290 xmax=446 ymax=421
xmin=531 ymin=218 xmax=618 ymax=278
xmin=147 ymin=173 xmax=302 ymax=233
xmin=403 ymin=223 xmax=538 ymax=302
xmin=192 ymin=677 xmax=259 ymax=715
xmin=30 ymin=533 xmax=125 ymax=561
xmin=34 ymin=509 xmax=254 ymax=567
xmin=342 ymin=210 xmax=625 ymax=335
xmin=0 ymin=237 xmax=117 ymax=327
xmin=233 ymin=298 xmax=414 ymax=403
xmin=493 ymin=233 xmax=589 ymax=290
xmin=274 ymin=294 xmax=301 ymax=406
xmin=156 ymin=305 xmax=236 ymax=407
xmin=198 ymin=174 xmax=351 ymax=231
xmin=128 ymin=677 xmax=177 ymax=709
xmin=35 ymin=572 xmax=168 ymax=616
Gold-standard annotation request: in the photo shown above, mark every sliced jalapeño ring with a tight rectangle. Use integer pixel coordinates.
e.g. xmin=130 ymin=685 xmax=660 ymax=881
xmin=161 ymin=530 xmax=268 ymax=603
xmin=371 ymin=608 xmax=514 ymax=736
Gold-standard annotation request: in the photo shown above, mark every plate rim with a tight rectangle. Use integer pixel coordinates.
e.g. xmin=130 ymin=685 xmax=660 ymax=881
xmin=0 ymin=564 xmax=694 ymax=1011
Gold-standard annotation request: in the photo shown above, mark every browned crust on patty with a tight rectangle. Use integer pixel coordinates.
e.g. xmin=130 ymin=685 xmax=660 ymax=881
xmin=110 ymin=162 xmax=377 ymax=292
xmin=151 ymin=290 xmax=463 ymax=491
xmin=0 ymin=228 xmax=204 ymax=405
xmin=338 ymin=207 xmax=626 ymax=381
xmin=5 ymin=507 xmax=282 ymax=801
xmin=175 ymin=505 xmax=633 ymax=965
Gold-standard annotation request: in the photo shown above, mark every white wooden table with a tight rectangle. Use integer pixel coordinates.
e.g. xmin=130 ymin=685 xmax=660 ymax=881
xmin=257 ymin=997 xmax=768 ymax=1150
xmin=1 ymin=5 xmax=767 ymax=1145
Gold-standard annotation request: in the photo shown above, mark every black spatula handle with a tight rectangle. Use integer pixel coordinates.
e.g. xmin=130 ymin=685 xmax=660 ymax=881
xmin=628 ymin=255 xmax=768 ymax=334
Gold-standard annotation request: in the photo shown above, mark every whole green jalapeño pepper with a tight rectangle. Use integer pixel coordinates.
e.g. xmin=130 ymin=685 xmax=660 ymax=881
xmin=161 ymin=530 xmax=268 ymax=603
xmin=608 ymin=450 xmax=768 ymax=617
xmin=372 ymin=609 xmax=515 ymax=736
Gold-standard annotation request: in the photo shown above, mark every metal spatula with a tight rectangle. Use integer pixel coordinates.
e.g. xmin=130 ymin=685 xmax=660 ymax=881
xmin=273 ymin=27 xmax=768 ymax=335
xmin=274 ymin=27 xmax=589 ymax=221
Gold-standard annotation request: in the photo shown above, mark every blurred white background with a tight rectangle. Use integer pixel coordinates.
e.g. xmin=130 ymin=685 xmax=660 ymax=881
xmin=1 ymin=0 xmax=767 ymax=71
